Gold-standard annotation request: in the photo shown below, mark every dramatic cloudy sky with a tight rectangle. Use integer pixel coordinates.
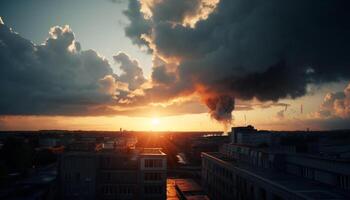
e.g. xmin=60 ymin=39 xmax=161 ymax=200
xmin=0 ymin=0 xmax=349 ymax=131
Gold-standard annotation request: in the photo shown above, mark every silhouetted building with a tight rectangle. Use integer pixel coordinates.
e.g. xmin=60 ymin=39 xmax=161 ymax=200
xmin=188 ymin=136 xmax=229 ymax=164
xmin=59 ymin=141 xmax=166 ymax=200
xmin=201 ymin=126 xmax=350 ymax=200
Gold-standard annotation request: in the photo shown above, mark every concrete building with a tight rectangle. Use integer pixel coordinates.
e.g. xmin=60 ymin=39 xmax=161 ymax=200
xmin=202 ymin=126 xmax=350 ymax=200
xmin=59 ymin=141 xmax=167 ymax=200
xmin=139 ymin=148 xmax=167 ymax=200
xmin=97 ymin=150 xmax=139 ymax=200
xmin=59 ymin=151 xmax=98 ymax=200
xmin=230 ymin=125 xmax=271 ymax=146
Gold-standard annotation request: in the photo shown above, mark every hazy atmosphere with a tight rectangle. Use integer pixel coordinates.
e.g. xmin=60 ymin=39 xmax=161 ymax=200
xmin=1 ymin=1 xmax=350 ymax=200
xmin=1 ymin=0 xmax=350 ymax=131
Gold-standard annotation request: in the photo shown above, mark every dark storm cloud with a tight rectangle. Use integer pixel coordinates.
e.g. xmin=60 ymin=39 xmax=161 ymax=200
xmin=0 ymin=20 xmax=119 ymax=115
xmin=122 ymin=0 xmax=350 ymax=124
xmin=227 ymin=61 xmax=307 ymax=101
xmin=149 ymin=0 xmax=201 ymax=23
xmin=151 ymin=65 xmax=176 ymax=85
xmin=0 ymin=15 xmax=260 ymax=118
xmin=113 ymin=52 xmax=146 ymax=91
xmin=123 ymin=0 xmax=152 ymax=47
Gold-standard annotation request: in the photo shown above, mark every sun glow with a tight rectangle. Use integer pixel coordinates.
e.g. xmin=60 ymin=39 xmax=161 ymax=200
xmin=151 ymin=118 xmax=160 ymax=126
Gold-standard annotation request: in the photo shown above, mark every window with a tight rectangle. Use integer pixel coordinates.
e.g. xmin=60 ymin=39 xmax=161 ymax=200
xmin=145 ymin=159 xmax=163 ymax=168
xmin=302 ymin=167 xmax=314 ymax=179
xmin=339 ymin=175 xmax=350 ymax=190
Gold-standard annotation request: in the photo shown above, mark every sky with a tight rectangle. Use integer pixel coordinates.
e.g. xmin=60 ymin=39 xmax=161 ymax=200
xmin=0 ymin=0 xmax=349 ymax=131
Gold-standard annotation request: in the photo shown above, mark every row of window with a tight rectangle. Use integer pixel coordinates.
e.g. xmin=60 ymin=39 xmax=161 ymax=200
xmin=144 ymin=172 xmax=162 ymax=181
xmin=286 ymin=163 xmax=350 ymax=190
xmin=203 ymin=158 xmax=234 ymax=181
xmin=102 ymin=172 xmax=137 ymax=182
xmin=203 ymin=158 xmax=285 ymax=200
xmin=101 ymin=185 xmax=135 ymax=195
xmin=100 ymin=156 xmax=137 ymax=169
xmin=144 ymin=159 xmax=163 ymax=168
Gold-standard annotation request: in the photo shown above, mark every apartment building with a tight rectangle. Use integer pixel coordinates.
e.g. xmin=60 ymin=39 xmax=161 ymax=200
xmin=201 ymin=126 xmax=350 ymax=200
xmin=59 ymin=141 xmax=166 ymax=200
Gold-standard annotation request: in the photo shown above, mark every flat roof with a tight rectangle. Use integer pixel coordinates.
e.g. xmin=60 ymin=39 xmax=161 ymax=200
xmin=186 ymin=195 xmax=210 ymax=200
xmin=140 ymin=148 xmax=166 ymax=155
xmin=167 ymin=179 xmax=180 ymax=200
xmin=203 ymin=152 xmax=350 ymax=200
xmin=174 ymin=179 xmax=203 ymax=193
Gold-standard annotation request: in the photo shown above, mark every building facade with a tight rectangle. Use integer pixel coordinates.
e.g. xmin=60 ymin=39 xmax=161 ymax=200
xmin=202 ymin=126 xmax=350 ymax=200
xmin=59 ymin=142 xmax=167 ymax=200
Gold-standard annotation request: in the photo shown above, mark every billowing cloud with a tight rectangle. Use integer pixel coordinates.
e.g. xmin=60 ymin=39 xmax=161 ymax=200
xmin=121 ymin=0 xmax=350 ymax=125
xmin=0 ymin=19 xmax=215 ymax=117
xmin=316 ymin=83 xmax=350 ymax=119
xmin=123 ymin=0 xmax=152 ymax=47
xmin=113 ymin=52 xmax=146 ymax=91
xmin=0 ymin=20 xmax=118 ymax=115
xmin=152 ymin=65 xmax=176 ymax=85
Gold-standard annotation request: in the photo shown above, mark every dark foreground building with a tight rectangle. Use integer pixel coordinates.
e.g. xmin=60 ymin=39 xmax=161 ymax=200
xmin=59 ymin=141 xmax=167 ymax=200
xmin=202 ymin=126 xmax=350 ymax=200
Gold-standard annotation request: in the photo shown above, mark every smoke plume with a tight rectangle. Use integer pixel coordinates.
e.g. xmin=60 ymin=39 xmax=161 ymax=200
xmin=205 ymin=95 xmax=235 ymax=124
xmin=120 ymin=0 xmax=350 ymax=125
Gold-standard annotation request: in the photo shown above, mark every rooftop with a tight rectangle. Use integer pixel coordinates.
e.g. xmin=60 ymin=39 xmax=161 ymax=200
xmin=140 ymin=148 xmax=166 ymax=155
xmin=203 ymin=152 xmax=350 ymax=200
xmin=174 ymin=179 xmax=203 ymax=193
xmin=186 ymin=195 xmax=210 ymax=200
xmin=174 ymin=179 xmax=209 ymax=200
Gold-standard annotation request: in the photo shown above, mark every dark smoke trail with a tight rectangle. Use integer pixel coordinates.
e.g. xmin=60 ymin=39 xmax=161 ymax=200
xmin=205 ymin=94 xmax=235 ymax=128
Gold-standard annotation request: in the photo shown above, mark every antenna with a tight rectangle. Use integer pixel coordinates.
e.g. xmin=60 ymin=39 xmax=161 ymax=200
xmin=300 ymin=104 xmax=303 ymax=114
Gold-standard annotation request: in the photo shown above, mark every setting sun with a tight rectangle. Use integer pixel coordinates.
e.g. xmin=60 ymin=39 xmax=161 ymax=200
xmin=151 ymin=118 xmax=160 ymax=126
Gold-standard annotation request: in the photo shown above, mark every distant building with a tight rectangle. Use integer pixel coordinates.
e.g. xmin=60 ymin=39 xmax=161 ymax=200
xmin=39 ymin=137 xmax=61 ymax=147
xmin=202 ymin=125 xmax=350 ymax=200
xmin=59 ymin=141 xmax=167 ymax=200
xmin=189 ymin=136 xmax=229 ymax=163
xmin=230 ymin=125 xmax=271 ymax=146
